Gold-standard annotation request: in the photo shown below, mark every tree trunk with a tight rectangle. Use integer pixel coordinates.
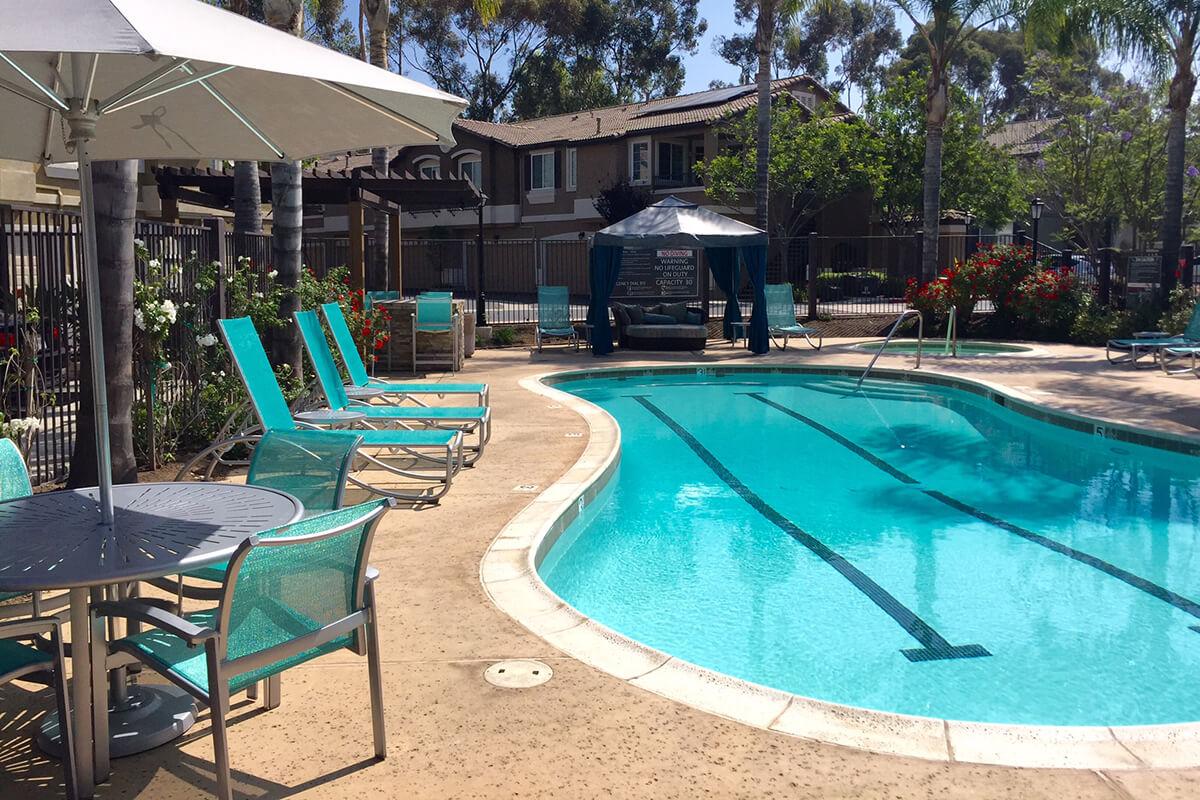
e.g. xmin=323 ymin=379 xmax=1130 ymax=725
xmin=264 ymin=0 xmax=305 ymax=375
xmin=920 ymin=68 xmax=949 ymax=281
xmin=754 ymin=0 xmax=774 ymax=233
xmin=1160 ymin=50 xmax=1196 ymax=302
xmin=233 ymin=161 xmax=262 ymax=257
xmin=68 ymin=160 xmax=138 ymax=488
xmin=365 ymin=0 xmax=391 ymax=289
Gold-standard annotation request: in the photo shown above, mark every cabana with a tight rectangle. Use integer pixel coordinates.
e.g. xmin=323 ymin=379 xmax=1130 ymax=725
xmin=587 ymin=197 xmax=769 ymax=355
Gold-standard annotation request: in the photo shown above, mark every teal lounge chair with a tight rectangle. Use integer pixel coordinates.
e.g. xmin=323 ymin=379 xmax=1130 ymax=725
xmin=535 ymin=285 xmax=579 ymax=351
xmin=210 ymin=317 xmax=464 ymax=503
xmin=1107 ymin=302 xmax=1200 ymax=367
xmin=0 ymin=440 xmax=67 ymax=621
xmin=296 ymin=311 xmax=491 ymax=464
xmin=94 ymin=501 xmax=389 ymax=800
xmin=1160 ymin=343 xmax=1200 ymax=377
xmin=765 ymin=283 xmax=822 ymax=350
xmin=320 ymin=302 xmax=488 ymax=405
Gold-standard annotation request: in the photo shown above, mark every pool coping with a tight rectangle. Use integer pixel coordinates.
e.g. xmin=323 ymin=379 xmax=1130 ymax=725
xmin=840 ymin=339 xmax=1051 ymax=359
xmin=480 ymin=363 xmax=1200 ymax=771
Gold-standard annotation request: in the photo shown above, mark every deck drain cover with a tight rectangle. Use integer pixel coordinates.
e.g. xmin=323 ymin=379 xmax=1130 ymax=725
xmin=512 ymin=484 xmax=539 ymax=493
xmin=484 ymin=660 xmax=553 ymax=689
xmin=564 ymin=432 xmax=584 ymax=438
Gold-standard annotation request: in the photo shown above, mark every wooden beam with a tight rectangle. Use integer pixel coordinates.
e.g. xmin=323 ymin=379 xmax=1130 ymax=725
xmin=160 ymin=195 xmax=180 ymax=223
xmin=348 ymin=198 xmax=365 ymax=290
xmin=389 ymin=210 xmax=402 ymax=294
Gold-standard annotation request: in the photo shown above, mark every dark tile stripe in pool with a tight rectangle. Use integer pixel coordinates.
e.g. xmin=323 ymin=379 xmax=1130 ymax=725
xmin=743 ymin=392 xmax=1200 ymax=628
xmin=628 ymin=394 xmax=990 ymax=664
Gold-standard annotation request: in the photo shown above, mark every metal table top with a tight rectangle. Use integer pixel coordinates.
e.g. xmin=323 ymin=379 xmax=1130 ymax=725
xmin=0 ymin=482 xmax=303 ymax=592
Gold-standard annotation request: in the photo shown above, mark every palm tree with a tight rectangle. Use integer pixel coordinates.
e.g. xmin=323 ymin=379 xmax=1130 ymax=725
xmin=227 ymin=0 xmax=263 ymax=258
xmin=263 ymin=0 xmax=306 ymax=375
xmin=364 ymin=0 xmax=391 ymax=290
xmin=68 ymin=160 xmax=138 ymax=488
xmin=1032 ymin=0 xmax=1199 ymax=299
xmin=883 ymin=0 xmax=1023 ymax=280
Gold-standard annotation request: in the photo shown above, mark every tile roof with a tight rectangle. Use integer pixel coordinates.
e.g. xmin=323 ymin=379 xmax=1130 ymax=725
xmin=986 ymin=118 xmax=1061 ymax=156
xmin=454 ymin=76 xmax=837 ymax=148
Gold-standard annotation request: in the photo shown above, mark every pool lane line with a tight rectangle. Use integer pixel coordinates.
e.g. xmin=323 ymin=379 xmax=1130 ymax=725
xmin=743 ymin=392 xmax=1200 ymax=625
xmin=628 ymin=394 xmax=990 ymax=663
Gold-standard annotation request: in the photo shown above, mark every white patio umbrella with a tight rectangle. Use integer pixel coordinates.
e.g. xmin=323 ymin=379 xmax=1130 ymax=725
xmin=0 ymin=0 xmax=467 ymax=524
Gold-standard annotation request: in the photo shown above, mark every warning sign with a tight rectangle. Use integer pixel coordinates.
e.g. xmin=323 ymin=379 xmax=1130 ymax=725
xmin=612 ymin=248 xmax=700 ymax=299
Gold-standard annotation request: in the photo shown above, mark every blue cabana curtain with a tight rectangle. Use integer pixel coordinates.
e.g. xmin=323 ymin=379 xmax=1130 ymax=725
xmin=587 ymin=244 xmax=624 ymax=356
xmin=705 ymin=247 xmax=742 ymax=340
xmin=740 ymin=244 xmax=769 ymax=354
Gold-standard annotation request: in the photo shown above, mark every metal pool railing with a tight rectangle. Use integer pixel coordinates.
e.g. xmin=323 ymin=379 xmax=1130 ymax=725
xmin=856 ymin=309 xmax=924 ymax=389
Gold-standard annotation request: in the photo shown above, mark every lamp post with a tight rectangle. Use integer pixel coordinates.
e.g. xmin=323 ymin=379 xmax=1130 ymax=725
xmin=1030 ymin=197 xmax=1045 ymax=260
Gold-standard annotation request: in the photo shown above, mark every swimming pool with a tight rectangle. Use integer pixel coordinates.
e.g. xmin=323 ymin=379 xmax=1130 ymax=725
xmin=537 ymin=370 xmax=1200 ymax=727
xmin=849 ymin=339 xmax=1034 ymax=356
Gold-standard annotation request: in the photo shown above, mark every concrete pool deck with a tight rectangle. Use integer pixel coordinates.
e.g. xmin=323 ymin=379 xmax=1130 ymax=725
xmin=3 ymin=339 xmax=1200 ymax=799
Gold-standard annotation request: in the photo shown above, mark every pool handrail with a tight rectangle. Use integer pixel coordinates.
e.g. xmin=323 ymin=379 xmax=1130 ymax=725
xmin=856 ymin=309 xmax=924 ymax=389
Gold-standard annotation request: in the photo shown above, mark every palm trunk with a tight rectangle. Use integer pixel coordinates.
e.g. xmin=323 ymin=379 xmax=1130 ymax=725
xmin=754 ymin=1 xmax=773 ymax=233
xmin=920 ymin=70 xmax=949 ymax=281
xmin=233 ymin=161 xmax=262 ymax=256
xmin=69 ymin=160 xmax=138 ymax=488
xmin=366 ymin=0 xmax=391 ymax=290
xmin=1160 ymin=54 xmax=1196 ymax=302
xmin=264 ymin=0 xmax=305 ymax=375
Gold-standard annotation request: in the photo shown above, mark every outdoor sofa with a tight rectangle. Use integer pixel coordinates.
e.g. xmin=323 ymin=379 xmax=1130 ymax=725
xmin=610 ymin=301 xmax=708 ymax=351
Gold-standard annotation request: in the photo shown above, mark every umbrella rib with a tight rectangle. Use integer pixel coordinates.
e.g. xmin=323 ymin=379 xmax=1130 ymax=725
xmin=0 ymin=52 xmax=67 ymax=110
xmin=98 ymin=57 xmax=191 ymax=113
xmin=101 ymin=65 xmax=237 ymax=115
xmin=316 ymin=80 xmax=441 ymax=142
xmin=0 ymin=74 xmax=59 ymax=112
xmin=186 ymin=69 xmax=285 ymax=159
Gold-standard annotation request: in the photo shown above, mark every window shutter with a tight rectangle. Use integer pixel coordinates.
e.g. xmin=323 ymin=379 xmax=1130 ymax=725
xmin=554 ymin=150 xmax=562 ymax=188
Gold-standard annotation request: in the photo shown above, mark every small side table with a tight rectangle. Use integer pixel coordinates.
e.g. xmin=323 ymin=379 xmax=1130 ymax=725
xmin=730 ymin=320 xmax=752 ymax=349
xmin=345 ymin=385 xmax=386 ymax=401
xmin=578 ymin=323 xmax=594 ymax=350
xmin=294 ymin=409 xmax=367 ymax=429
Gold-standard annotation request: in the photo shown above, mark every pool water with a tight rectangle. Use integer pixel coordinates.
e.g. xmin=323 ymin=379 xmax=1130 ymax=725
xmin=539 ymin=372 xmax=1200 ymax=726
xmin=850 ymin=339 xmax=1033 ymax=356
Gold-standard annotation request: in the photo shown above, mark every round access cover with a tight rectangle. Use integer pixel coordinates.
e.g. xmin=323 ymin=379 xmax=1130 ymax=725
xmin=484 ymin=659 xmax=553 ymax=689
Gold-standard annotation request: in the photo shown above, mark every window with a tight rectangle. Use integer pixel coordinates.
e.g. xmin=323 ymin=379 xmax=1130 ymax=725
xmin=657 ymin=141 xmax=685 ymax=182
xmin=629 ymin=138 xmax=650 ymax=184
xmin=565 ymin=148 xmax=577 ymax=191
xmin=415 ymin=157 xmax=440 ymax=179
xmin=459 ymin=156 xmax=481 ymax=187
xmin=530 ymin=149 xmax=555 ymax=190
xmin=793 ymin=91 xmax=817 ymax=111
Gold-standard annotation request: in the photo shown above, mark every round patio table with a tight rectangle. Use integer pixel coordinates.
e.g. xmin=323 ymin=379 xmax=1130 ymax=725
xmin=0 ymin=482 xmax=302 ymax=793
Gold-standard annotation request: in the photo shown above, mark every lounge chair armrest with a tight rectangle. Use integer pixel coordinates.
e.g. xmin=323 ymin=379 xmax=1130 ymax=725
xmin=365 ymin=566 xmax=380 ymax=583
xmin=91 ymin=600 xmax=216 ymax=646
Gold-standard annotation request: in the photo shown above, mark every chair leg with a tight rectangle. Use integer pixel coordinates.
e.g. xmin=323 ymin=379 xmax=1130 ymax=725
xmin=364 ymin=582 xmax=387 ymax=760
xmin=51 ymin=629 xmax=80 ymax=800
xmin=264 ymin=675 xmax=281 ymax=710
xmin=204 ymin=642 xmax=233 ymax=800
xmin=246 ymin=682 xmax=258 ymax=701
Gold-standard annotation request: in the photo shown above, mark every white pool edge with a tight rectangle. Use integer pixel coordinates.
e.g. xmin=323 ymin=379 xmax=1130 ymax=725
xmin=479 ymin=364 xmax=1200 ymax=771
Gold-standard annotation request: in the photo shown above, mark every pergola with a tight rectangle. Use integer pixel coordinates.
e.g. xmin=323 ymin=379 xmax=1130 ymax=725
xmin=154 ymin=165 xmax=485 ymax=304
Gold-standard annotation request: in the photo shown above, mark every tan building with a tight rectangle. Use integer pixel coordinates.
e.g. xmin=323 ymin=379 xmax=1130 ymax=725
xmin=384 ymin=75 xmax=870 ymax=243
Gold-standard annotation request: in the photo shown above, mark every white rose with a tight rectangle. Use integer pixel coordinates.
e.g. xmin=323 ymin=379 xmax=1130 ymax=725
xmin=133 ymin=239 xmax=144 ymax=247
xmin=196 ymin=333 xmax=218 ymax=347
xmin=148 ymin=258 xmax=160 ymax=269
xmin=267 ymin=270 xmax=278 ymax=279
xmin=133 ymin=309 xmax=145 ymax=330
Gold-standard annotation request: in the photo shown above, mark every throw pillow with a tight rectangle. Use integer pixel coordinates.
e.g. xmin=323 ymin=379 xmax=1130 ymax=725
xmin=610 ymin=302 xmax=630 ymax=327
xmin=661 ymin=302 xmax=690 ymax=323
xmin=626 ymin=304 xmax=645 ymax=324
xmin=643 ymin=313 xmax=676 ymax=325
xmin=685 ymin=311 xmax=703 ymax=325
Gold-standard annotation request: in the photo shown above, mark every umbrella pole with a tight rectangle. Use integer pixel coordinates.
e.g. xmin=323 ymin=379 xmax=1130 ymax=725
xmin=69 ymin=105 xmax=115 ymax=526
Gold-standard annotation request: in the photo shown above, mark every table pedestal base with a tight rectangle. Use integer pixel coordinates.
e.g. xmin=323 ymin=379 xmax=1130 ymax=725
xmin=38 ymin=684 xmax=196 ymax=759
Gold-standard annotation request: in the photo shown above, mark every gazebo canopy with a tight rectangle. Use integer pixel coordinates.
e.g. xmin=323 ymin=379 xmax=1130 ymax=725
xmin=593 ymin=196 xmax=767 ymax=249
xmin=588 ymin=198 xmax=771 ymax=355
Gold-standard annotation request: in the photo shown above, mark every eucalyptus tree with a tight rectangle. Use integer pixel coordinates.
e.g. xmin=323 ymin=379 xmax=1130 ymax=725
xmin=263 ymin=0 xmax=305 ymax=374
xmin=878 ymin=0 xmax=1026 ymax=280
xmin=364 ymin=0 xmax=391 ymax=289
xmin=1030 ymin=0 xmax=1200 ymax=297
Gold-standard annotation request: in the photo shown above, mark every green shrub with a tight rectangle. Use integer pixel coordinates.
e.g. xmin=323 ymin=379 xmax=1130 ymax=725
xmin=1157 ymin=287 xmax=1197 ymax=334
xmin=814 ymin=270 xmax=906 ymax=300
xmin=1069 ymin=296 xmax=1133 ymax=345
xmin=492 ymin=327 xmax=518 ymax=346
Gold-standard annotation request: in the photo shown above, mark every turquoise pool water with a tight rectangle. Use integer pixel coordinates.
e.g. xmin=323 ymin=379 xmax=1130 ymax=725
xmin=539 ymin=371 xmax=1200 ymax=726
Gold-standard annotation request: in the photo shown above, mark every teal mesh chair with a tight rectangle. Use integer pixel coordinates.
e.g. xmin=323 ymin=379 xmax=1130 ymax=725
xmin=411 ymin=296 xmax=458 ymax=373
xmin=0 ymin=618 xmax=77 ymax=799
xmin=210 ymin=317 xmax=464 ymax=503
xmin=363 ymin=290 xmax=399 ymax=312
xmin=93 ymin=501 xmax=389 ymax=800
xmin=0 ymin=440 xmax=57 ymax=619
xmin=1108 ymin=302 xmax=1200 ymax=367
xmin=418 ymin=291 xmax=453 ymax=299
xmin=321 ymin=302 xmax=488 ymax=405
xmin=764 ymin=283 xmax=822 ymax=351
xmin=535 ymin=286 xmax=579 ymax=352
xmin=295 ymin=311 xmax=490 ymax=464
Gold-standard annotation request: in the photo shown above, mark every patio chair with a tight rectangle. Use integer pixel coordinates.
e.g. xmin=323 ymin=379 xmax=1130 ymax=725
xmin=185 ymin=317 xmax=464 ymax=504
xmin=93 ymin=501 xmax=389 ymax=800
xmin=320 ymin=302 xmax=488 ymax=406
xmin=1107 ymin=302 xmax=1200 ymax=367
xmin=418 ymin=291 xmax=454 ymax=299
xmin=765 ymin=283 xmax=822 ymax=350
xmin=535 ymin=286 xmax=579 ymax=352
xmin=0 ymin=617 xmax=78 ymax=799
xmin=0 ymin=440 xmax=66 ymax=621
xmin=412 ymin=295 xmax=460 ymax=373
xmin=296 ymin=311 xmax=490 ymax=464
xmin=363 ymin=291 xmax=399 ymax=312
